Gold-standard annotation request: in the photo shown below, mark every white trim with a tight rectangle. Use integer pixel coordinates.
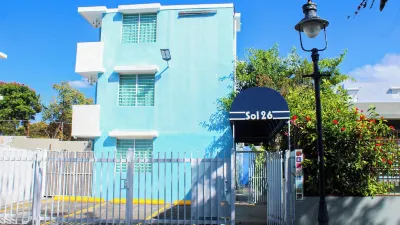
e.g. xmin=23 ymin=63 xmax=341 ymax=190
xmin=106 ymin=8 xmax=118 ymax=13
xmin=118 ymin=3 xmax=161 ymax=14
xmin=114 ymin=65 xmax=159 ymax=74
xmin=161 ymin=3 xmax=233 ymax=10
xmin=79 ymin=3 xmax=235 ymax=28
xmin=229 ymin=111 xmax=246 ymax=114
xmin=272 ymin=111 xmax=290 ymax=113
xmin=234 ymin=13 xmax=241 ymax=32
xmin=229 ymin=118 xmax=246 ymax=121
xmin=109 ymin=130 xmax=158 ymax=139
xmin=76 ymin=69 xmax=105 ymax=81
xmin=389 ymin=87 xmax=400 ymax=90
xmin=346 ymin=87 xmax=360 ymax=91
xmin=72 ymin=132 xmax=102 ymax=139
xmin=78 ymin=6 xmax=107 ymax=28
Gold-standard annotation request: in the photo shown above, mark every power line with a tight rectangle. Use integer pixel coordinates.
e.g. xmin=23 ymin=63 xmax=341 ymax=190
xmin=0 ymin=120 xmax=72 ymax=124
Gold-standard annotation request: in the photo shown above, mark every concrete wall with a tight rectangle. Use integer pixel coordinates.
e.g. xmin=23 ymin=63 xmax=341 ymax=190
xmin=0 ymin=136 xmax=91 ymax=151
xmin=295 ymin=196 xmax=400 ymax=225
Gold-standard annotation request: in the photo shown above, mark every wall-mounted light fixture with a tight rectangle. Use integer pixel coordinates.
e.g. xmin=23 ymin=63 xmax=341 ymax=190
xmin=160 ymin=49 xmax=171 ymax=67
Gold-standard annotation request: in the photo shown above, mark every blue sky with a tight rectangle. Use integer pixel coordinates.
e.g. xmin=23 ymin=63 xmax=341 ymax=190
xmin=0 ymin=0 xmax=399 ymax=106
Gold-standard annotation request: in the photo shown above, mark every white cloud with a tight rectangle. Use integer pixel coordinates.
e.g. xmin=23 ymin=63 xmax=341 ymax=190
xmin=68 ymin=78 xmax=91 ymax=89
xmin=348 ymin=54 xmax=400 ymax=83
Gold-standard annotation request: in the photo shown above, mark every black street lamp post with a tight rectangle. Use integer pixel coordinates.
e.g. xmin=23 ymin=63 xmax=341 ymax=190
xmin=295 ymin=1 xmax=330 ymax=225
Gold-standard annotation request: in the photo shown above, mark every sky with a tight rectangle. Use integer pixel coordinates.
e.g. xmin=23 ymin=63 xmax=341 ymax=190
xmin=0 ymin=0 xmax=399 ymax=106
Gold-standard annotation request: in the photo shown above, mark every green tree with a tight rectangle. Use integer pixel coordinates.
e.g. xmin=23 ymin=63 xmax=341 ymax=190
xmin=42 ymin=82 xmax=93 ymax=140
xmin=29 ymin=121 xmax=51 ymax=138
xmin=221 ymin=45 xmax=397 ymax=196
xmin=0 ymin=82 xmax=41 ymax=135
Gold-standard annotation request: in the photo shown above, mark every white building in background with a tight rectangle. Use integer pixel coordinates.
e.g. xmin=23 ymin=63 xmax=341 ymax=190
xmin=343 ymin=82 xmax=400 ymax=131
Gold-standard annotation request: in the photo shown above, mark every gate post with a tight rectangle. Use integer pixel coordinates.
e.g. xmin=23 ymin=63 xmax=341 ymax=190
xmin=31 ymin=153 xmax=43 ymax=225
xmin=125 ymin=150 xmax=134 ymax=225
xmin=230 ymin=148 xmax=236 ymax=225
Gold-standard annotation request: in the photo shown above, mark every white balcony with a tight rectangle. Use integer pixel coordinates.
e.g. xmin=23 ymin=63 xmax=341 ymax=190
xmin=75 ymin=42 xmax=105 ymax=82
xmin=72 ymin=105 xmax=101 ymax=139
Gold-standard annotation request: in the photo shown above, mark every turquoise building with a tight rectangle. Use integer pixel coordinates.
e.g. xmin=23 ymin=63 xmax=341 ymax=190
xmin=71 ymin=3 xmax=241 ymax=202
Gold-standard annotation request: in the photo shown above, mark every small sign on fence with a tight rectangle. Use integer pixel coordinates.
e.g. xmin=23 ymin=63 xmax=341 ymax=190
xmin=295 ymin=149 xmax=304 ymax=200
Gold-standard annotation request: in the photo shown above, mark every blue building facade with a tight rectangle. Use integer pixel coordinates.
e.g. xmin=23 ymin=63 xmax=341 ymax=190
xmin=72 ymin=3 xmax=241 ymax=201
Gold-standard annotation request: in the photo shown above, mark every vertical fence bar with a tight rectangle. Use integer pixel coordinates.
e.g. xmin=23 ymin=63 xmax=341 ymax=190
xmin=3 ymin=154 xmax=10 ymax=224
xmin=106 ymin=152 xmax=110 ymax=223
xmin=10 ymin=152 xmax=17 ymax=224
xmin=196 ymin=152 xmax=199 ymax=225
xmin=184 ymin=152 xmax=187 ymax=224
xmin=177 ymin=152 xmax=180 ymax=223
xmin=150 ymin=152 xmax=154 ymax=225
xmin=32 ymin=154 xmax=43 ymax=225
xmin=171 ymin=152 xmax=173 ymax=225
xmin=92 ymin=152 xmax=97 ymax=225
xmin=190 ymin=151 xmax=193 ymax=225
xmin=231 ymin=148 xmax=236 ymax=225
xmin=209 ymin=156 xmax=212 ymax=224
xmin=112 ymin=151 xmax=116 ymax=225
xmin=118 ymin=151 xmax=122 ymax=223
xmin=157 ymin=152 xmax=160 ymax=224
xmin=203 ymin=153 xmax=205 ymax=225
xmin=164 ymin=152 xmax=167 ymax=224
xmin=73 ymin=152 xmax=78 ymax=223
xmin=126 ymin=150 xmax=134 ymax=225
xmin=223 ymin=151 xmax=227 ymax=225
xmin=98 ymin=152 xmax=104 ymax=222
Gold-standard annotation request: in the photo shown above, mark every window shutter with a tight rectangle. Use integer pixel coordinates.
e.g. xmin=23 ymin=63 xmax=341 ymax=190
xmin=122 ymin=14 xmax=157 ymax=43
xmin=118 ymin=75 xmax=137 ymax=106
xmin=137 ymin=75 xmax=155 ymax=106
xmin=122 ymin=15 xmax=140 ymax=43
xmin=134 ymin=140 xmax=153 ymax=172
xmin=116 ymin=139 xmax=153 ymax=173
xmin=139 ymin=14 xmax=157 ymax=43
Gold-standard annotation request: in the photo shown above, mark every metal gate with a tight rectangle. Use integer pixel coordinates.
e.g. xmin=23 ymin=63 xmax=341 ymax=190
xmin=266 ymin=150 xmax=295 ymax=225
xmin=235 ymin=151 xmax=268 ymax=204
xmin=235 ymin=149 xmax=295 ymax=224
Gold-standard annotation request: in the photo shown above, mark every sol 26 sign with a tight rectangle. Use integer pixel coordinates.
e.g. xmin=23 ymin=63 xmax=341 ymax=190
xmin=245 ymin=111 xmax=273 ymax=120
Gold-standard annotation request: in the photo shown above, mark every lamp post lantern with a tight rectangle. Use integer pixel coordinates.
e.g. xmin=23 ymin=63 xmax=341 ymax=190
xmin=295 ymin=1 xmax=330 ymax=225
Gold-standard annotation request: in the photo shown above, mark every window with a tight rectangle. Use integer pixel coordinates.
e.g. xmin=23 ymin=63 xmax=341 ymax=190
xmin=118 ymin=74 xmax=155 ymax=106
xmin=116 ymin=139 xmax=153 ymax=173
xmin=122 ymin=14 xmax=157 ymax=43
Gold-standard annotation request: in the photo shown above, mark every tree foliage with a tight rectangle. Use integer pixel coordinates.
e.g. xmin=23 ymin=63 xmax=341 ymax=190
xmin=42 ymin=82 xmax=93 ymax=140
xmin=221 ymin=45 xmax=398 ymax=196
xmin=0 ymin=82 xmax=41 ymax=135
xmin=29 ymin=121 xmax=51 ymax=138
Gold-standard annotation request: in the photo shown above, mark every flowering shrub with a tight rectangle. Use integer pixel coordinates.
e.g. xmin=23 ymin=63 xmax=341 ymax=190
xmin=287 ymin=82 xmax=398 ymax=196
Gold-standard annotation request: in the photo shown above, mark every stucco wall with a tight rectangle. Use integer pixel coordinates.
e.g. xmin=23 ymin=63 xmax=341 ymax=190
xmin=92 ymin=5 xmax=235 ymax=202
xmin=96 ymin=6 xmax=234 ymax=156
xmin=0 ymin=136 xmax=91 ymax=151
xmin=295 ymin=196 xmax=400 ymax=225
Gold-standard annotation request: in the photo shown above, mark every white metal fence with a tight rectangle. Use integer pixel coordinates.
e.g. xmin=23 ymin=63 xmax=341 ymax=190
xmin=0 ymin=148 xmax=295 ymax=225
xmin=0 ymin=149 xmax=235 ymax=225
